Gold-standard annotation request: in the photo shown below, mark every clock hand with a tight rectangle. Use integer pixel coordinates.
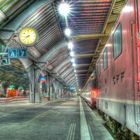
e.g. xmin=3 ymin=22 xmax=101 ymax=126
xmin=23 ymin=35 xmax=30 ymax=41
xmin=25 ymin=35 xmax=30 ymax=38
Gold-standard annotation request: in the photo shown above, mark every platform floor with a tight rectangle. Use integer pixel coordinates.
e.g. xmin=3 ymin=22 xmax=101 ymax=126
xmin=0 ymin=97 xmax=114 ymax=140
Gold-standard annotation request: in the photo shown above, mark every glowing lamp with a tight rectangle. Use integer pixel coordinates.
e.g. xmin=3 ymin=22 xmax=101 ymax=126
xmin=72 ymin=63 xmax=76 ymax=67
xmin=58 ymin=2 xmax=71 ymax=17
xmin=68 ymin=42 xmax=74 ymax=50
xmin=64 ymin=28 xmax=71 ymax=37
xmin=70 ymin=51 xmax=75 ymax=57
xmin=71 ymin=58 xmax=75 ymax=63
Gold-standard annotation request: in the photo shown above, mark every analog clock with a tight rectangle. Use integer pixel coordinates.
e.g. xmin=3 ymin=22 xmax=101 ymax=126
xmin=19 ymin=27 xmax=37 ymax=46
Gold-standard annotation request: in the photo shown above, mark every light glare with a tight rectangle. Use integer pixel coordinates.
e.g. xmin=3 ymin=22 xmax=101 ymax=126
xmin=70 ymin=51 xmax=75 ymax=57
xmin=72 ymin=63 xmax=76 ymax=67
xmin=58 ymin=2 xmax=70 ymax=17
xmin=71 ymin=58 xmax=75 ymax=63
xmin=64 ymin=28 xmax=71 ymax=37
xmin=123 ymin=5 xmax=133 ymax=13
xmin=68 ymin=42 xmax=74 ymax=50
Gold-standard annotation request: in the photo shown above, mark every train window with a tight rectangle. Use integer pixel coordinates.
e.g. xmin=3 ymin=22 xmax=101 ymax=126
xmin=113 ymin=24 xmax=122 ymax=59
xmin=103 ymin=48 xmax=108 ymax=70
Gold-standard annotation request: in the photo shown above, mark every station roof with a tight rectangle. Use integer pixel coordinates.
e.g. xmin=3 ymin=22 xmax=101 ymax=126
xmin=0 ymin=0 xmax=126 ymax=88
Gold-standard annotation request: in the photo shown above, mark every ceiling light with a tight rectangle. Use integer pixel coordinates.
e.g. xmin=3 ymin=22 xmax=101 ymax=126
xmin=72 ymin=63 xmax=76 ymax=67
xmin=74 ymin=69 xmax=76 ymax=73
xmin=68 ymin=42 xmax=74 ymax=50
xmin=71 ymin=58 xmax=75 ymax=63
xmin=70 ymin=51 xmax=75 ymax=57
xmin=64 ymin=28 xmax=71 ymax=37
xmin=58 ymin=2 xmax=71 ymax=17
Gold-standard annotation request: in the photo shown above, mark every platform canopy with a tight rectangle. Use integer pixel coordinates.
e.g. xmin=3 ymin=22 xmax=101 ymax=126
xmin=0 ymin=0 xmax=126 ymax=88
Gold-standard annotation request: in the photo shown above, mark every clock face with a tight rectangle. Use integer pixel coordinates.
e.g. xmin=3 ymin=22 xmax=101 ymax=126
xmin=19 ymin=27 xmax=37 ymax=46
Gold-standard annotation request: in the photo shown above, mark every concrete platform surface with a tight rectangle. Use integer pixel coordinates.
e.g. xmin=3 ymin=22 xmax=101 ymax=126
xmin=0 ymin=97 xmax=114 ymax=140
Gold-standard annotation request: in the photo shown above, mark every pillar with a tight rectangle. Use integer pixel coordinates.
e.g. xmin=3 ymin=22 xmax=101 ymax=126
xmin=27 ymin=66 xmax=42 ymax=103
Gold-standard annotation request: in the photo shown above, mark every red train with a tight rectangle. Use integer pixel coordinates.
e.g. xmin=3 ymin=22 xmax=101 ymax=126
xmin=96 ymin=0 xmax=140 ymax=137
xmin=83 ymin=0 xmax=140 ymax=137
xmin=81 ymin=77 xmax=98 ymax=108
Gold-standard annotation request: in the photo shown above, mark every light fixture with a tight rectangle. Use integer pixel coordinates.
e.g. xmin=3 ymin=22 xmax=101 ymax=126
xmin=68 ymin=42 xmax=74 ymax=50
xmin=64 ymin=28 xmax=71 ymax=37
xmin=70 ymin=51 xmax=75 ymax=57
xmin=72 ymin=63 xmax=76 ymax=67
xmin=74 ymin=69 xmax=76 ymax=73
xmin=71 ymin=58 xmax=75 ymax=63
xmin=58 ymin=2 xmax=71 ymax=17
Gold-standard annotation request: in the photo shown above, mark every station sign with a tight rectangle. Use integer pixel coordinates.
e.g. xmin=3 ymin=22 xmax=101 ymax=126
xmin=8 ymin=48 xmax=27 ymax=58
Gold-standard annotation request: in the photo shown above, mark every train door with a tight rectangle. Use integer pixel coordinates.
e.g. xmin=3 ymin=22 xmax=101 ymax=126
xmin=134 ymin=0 xmax=140 ymax=123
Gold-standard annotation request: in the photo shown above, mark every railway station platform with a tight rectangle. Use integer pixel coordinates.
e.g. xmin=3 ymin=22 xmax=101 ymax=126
xmin=0 ymin=97 xmax=113 ymax=140
xmin=0 ymin=0 xmax=140 ymax=139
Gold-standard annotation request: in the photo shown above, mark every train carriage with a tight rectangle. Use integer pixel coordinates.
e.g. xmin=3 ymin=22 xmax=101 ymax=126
xmin=96 ymin=0 xmax=140 ymax=136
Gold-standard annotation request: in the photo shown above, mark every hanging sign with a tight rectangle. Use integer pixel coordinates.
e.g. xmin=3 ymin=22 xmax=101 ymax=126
xmin=8 ymin=48 xmax=27 ymax=58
